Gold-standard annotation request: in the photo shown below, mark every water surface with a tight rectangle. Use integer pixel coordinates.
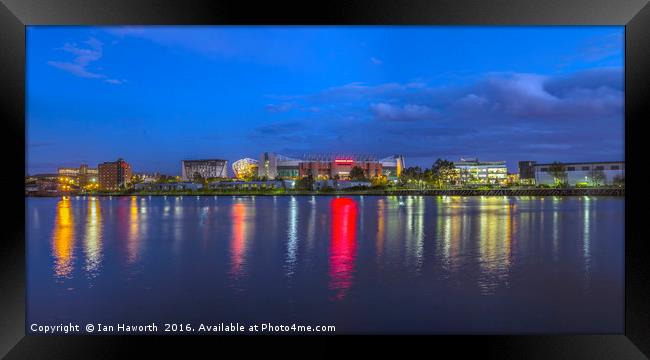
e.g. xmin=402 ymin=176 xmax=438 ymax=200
xmin=27 ymin=195 xmax=624 ymax=334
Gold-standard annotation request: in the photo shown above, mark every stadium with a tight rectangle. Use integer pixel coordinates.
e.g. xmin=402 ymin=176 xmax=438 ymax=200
xmin=257 ymin=152 xmax=405 ymax=181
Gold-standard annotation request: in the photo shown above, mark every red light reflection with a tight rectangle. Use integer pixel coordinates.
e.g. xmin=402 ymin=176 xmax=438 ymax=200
xmin=329 ymin=198 xmax=358 ymax=300
xmin=230 ymin=202 xmax=247 ymax=277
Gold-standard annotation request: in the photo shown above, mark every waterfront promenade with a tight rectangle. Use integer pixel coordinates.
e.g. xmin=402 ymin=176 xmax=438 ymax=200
xmin=382 ymin=188 xmax=624 ymax=196
xmin=26 ymin=187 xmax=624 ymax=197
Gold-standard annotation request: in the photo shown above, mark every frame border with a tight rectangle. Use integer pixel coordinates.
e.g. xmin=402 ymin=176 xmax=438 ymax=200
xmin=1 ymin=0 xmax=648 ymax=358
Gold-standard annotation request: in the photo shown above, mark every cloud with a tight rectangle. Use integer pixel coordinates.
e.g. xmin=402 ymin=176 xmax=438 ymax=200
xmin=453 ymin=68 xmax=624 ymax=119
xmin=252 ymin=121 xmax=304 ymax=135
xmin=370 ymin=103 xmax=437 ymax=121
xmin=47 ymin=61 xmax=101 ymax=78
xmin=265 ymin=101 xmax=322 ymax=113
xmin=105 ymin=78 xmax=127 ymax=85
xmin=563 ymin=31 xmax=624 ymax=65
xmin=251 ymin=67 xmax=623 ymax=168
xmin=269 ymin=68 xmax=621 ymax=127
xmin=105 ymin=27 xmax=310 ymax=67
xmin=48 ymin=37 xmax=125 ymax=85
xmin=265 ymin=102 xmax=295 ymax=113
xmin=370 ymin=57 xmax=383 ymax=65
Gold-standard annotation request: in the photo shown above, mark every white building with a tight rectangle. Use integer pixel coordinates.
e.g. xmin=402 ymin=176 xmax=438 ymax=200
xmin=258 ymin=152 xmax=301 ymax=179
xmin=453 ymin=158 xmax=507 ymax=184
xmin=534 ymin=161 xmax=624 ymax=186
xmin=181 ymin=159 xmax=228 ymax=180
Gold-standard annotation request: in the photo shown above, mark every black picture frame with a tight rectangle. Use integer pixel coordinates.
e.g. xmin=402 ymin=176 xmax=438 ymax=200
xmin=1 ymin=0 xmax=648 ymax=358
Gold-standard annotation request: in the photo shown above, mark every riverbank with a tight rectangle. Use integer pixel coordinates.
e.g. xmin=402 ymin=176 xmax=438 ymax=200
xmin=27 ymin=188 xmax=624 ymax=197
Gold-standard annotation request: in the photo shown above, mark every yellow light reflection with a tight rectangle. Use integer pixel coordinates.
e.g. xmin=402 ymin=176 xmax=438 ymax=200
xmin=376 ymin=198 xmax=385 ymax=261
xmin=52 ymin=197 xmax=75 ymax=278
xmin=438 ymin=196 xmax=463 ymax=278
xmin=84 ymin=197 xmax=102 ymax=277
xmin=384 ymin=196 xmax=401 ymax=266
xmin=127 ymin=196 xmax=140 ymax=263
xmin=405 ymin=197 xmax=425 ymax=273
xmin=477 ymin=197 xmax=512 ymax=295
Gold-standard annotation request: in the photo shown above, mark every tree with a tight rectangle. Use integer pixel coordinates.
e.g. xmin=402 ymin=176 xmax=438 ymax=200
xmin=548 ymin=162 xmax=568 ymax=187
xmin=589 ymin=168 xmax=606 ymax=187
xmin=399 ymin=166 xmax=422 ymax=185
xmin=130 ymin=175 xmax=143 ymax=185
xmin=371 ymin=175 xmax=388 ymax=188
xmin=296 ymin=174 xmax=314 ymax=190
xmin=349 ymin=166 xmax=367 ymax=181
xmin=431 ymin=159 xmax=457 ymax=187
xmin=422 ymin=168 xmax=434 ymax=182
xmin=192 ymin=172 xmax=207 ymax=186
xmin=156 ymin=174 xmax=170 ymax=183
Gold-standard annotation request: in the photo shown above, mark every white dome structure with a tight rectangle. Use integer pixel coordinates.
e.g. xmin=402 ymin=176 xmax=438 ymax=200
xmin=232 ymin=158 xmax=259 ymax=180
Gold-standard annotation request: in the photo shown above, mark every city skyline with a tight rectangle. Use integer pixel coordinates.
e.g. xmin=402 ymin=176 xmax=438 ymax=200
xmin=27 ymin=26 xmax=624 ymax=174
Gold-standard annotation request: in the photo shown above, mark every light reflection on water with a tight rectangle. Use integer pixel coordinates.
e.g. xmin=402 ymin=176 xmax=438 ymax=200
xmin=51 ymin=196 xmax=74 ymax=279
xmin=285 ymin=196 xmax=298 ymax=279
xmin=583 ymin=196 xmax=592 ymax=292
xmin=329 ymin=197 xmax=358 ymax=300
xmin=83 ymin=197 xmax=102 ymax=279
xmin=28 ymin=195 xmax=623 ymax=333
xmin=229 ymin=200 xmax=253 ymax=283
xmin=127 ymin=196 xmax=140 ymax=264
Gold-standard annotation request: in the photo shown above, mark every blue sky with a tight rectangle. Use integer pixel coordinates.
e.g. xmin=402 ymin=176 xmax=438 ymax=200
xmin=27 ymin=26 xmax=624 ymax=175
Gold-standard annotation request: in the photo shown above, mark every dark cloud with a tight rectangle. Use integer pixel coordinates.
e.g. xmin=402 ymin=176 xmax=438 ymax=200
xmin=250 ymin=67 xmax=623 ymax=170
xmin=456 ymin=68 xmax=624 ymax=120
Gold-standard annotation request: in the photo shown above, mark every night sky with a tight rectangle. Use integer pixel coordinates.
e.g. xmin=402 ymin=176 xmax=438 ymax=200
xmin=27 ymin=26 xmax=624 ymax=175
